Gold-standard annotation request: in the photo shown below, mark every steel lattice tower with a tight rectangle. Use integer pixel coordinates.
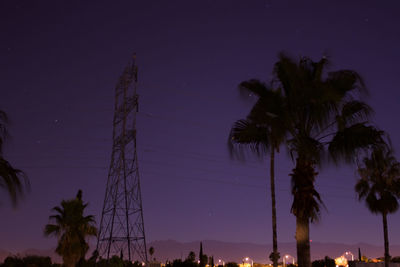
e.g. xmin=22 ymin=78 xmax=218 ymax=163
xmin=97 ymin=55 xmax=148 ymax=263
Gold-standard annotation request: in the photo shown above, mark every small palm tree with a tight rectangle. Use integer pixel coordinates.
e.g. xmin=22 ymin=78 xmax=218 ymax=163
xmin=44 ymin=190 xmax=97 ymax=267
xmin=356 ymin=147 xmax=400 ymax=267
xmin=229 ymin=81 xmax=286 ymax=267
xmin=0 ymin=110 xmax=28 ymax=206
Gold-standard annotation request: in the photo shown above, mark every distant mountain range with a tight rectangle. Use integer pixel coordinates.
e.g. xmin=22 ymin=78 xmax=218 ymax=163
xmin=1 ymin=240 xmax=398 ymax=264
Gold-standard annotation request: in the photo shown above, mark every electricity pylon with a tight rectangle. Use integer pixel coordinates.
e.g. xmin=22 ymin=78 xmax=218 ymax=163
xmin=97 ymin=54 xmax=148 ymax=263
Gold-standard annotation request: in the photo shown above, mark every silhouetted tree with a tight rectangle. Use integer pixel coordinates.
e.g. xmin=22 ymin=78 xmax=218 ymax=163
xmin=356 ymin=147 xmax=400 ymax=267
xmin=149 ymin=246 xmax=155 ymax=261
xmin=286 ymin=53 xmax=384 ymax=267
xmin=44 ymin=190 xmax=97 ymax=267
xmin=325 ymin=256 xmax=335 ymax=267
xmin=0 ymin=110 xmax=28 ymax=206
xmin=100 ymin=255 xmax=124 ymax=267
xmin=311 ymin=260 xmax=323 ymax=267
xmin=312 ymin=257 xmax=334 ymax=267
xmin=172 ymin=259 xmax=184 ymax=267
xmin=2 ymin=256 xmax=25 ymax=267
xmin=229 ymin=80 xmax=286 ymax=267
xmin=201 ymin=254 xmax=208 ymax=266
xmin=225 ymin=262 xmax=239 ymax=267
xmin=187 ymin=251 xmax=196 ymax=263
xmin=172 ymin=258 xmax=198 ymax=267
xmin=199 ymin=242 xmax=206 ymax=267
xmin=234 ymin=53 xmax=384 ymax=267
xmin=1 ymin=255 xmax=56 ymax=267
xmin=269 ymin=251 xmax=281 ymax=264
xmin=77 ymin=251 xmax=97 ymax=267
xmin=391 ymin=257 xmax=400 ymax=263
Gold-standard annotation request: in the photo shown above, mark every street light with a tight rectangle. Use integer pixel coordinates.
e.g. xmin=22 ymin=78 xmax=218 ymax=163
xmin=344 ymin=252 xmax=354 ymax=261
xmin=242 ymin=257 xmax=253 ymax=267
xmin=283 ymin=254 xmax=295 ymax=267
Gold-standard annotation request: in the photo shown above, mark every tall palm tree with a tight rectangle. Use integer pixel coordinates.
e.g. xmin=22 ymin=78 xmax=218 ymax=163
xmin=274 ymin=53 xmax=384 ymax=267
xmin=229 ymin=82 xmax=286 ymax=267
xmin=355 ymin=148 xmax=400 ymax=267
xmin=0 ymin=110 xmax=27 ymax=206
xmin=232 ymin=53 xmax=384 ymax=267
xmin=44 ymin=190 xmax=97 ymax=267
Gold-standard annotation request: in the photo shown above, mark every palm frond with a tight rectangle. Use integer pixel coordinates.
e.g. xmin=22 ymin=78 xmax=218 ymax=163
xmin=228 ymin=119 xmax=269 ymax=160
xmin=0 ymin=110 xmax=9 ymax=154
xmin=274 ymin=52 xmax=301 ymax=98
xmin=326 ymin=70 xmax=367 ymax=97
xmin=0 ymin=157 xmax=28 ymax=206
xmin=311 ymin=56 xmax=330 ymax=82
xmin=337 ymin=101 xmax=373 ymax=130
xmin=52 ymin=206 xmax=64 ymax=215
xmin=238 ymin=79 xmax=269 ymax=98
xmin=355 ymin=177 xmax=370 ymax=200
xmin=44 ymin=224 xmax=61 ymax=237
xmin=328 ymin=124 xmax=385 ymax=164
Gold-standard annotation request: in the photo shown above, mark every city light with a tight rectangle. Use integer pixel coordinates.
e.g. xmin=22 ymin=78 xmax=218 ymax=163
xmin=242 ymin=257 xmax=253 ymax=267
xmin=283 ymin=254 xmax=295 ymax=267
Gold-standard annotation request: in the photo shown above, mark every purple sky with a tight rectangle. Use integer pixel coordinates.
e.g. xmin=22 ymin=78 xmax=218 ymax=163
xmin=1 ymin=0 xmax=400 ymax=256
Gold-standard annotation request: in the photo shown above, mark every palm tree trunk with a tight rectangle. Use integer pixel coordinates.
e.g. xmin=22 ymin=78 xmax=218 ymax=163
xmin=382 ymin=212 xmax=390 ymax=267
xmin=270 ymin=148 xmax=278 ymax=267
xmin=296 ymin=215 xmax=311 ymax=267
xmin=63 ymin=256 xmax=76 ymax=267
xmin=291 ymin=158 xmax=315 ymax=267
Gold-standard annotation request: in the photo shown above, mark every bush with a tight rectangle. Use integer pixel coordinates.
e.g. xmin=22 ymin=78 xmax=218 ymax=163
xmin=392 ymin=257 xmax=400 ymax=263
xmin=312 ymin=257 xmax=335 ymax=267
xmin=225 ymin=262 xmax=239 ymax=267
xmin=1 ymin=255 xmax=57 ymax=267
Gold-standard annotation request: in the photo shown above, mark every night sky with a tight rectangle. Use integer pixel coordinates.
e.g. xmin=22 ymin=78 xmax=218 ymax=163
xmin=1 ymin=0 xmax=400 ymax=255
